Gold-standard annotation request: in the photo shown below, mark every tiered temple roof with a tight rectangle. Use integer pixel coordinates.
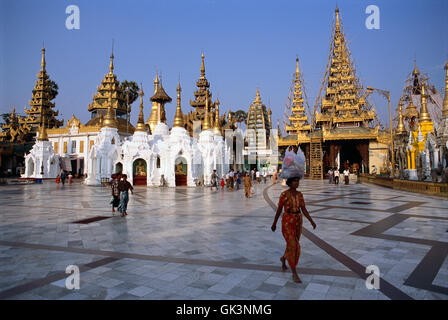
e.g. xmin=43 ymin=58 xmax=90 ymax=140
xmin=85 ymin=51 xmax=134 ymax=134
xmin=189 ymin=53 xmax=215 ymax=113
xmin=185 ymin=53 xmax=234 ymax=135
xmin=315 ymin=7 xmax=374 ymax=129
xmin=285 ymin=57 xmax=311 ymax=137
xmin=246 ymin=88 xmax=272 ymax=148
xmin=1 ymin=47 xmax=62 ymax=143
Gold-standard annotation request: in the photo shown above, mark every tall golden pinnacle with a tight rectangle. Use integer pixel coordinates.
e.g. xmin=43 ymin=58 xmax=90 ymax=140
xmin=335 ymin=6 xmax=341 ymax=33
xmin=109 ymin=50 xmax=114 ymax=74
xmin=396 ymin=98 xmax=406 ymax=134
xmin=135 ymin=86 xmax=146 ymax=132
xmin=295 ymin=57 xmax=300 ymax=81
xmin=103 ymin=94 xmax=118 ymax=128
xmin=173 ymin=81 xmax=185 ymax=128
xmin=412 ymin=60 xmax=420 ymax=75
xmin=443 ymin=59 xmax=448 ymax=116
xmin=200 ymin=52 xmax=205 ymax=78
xmin=41 ymin=46 xmax=46 ymax=72
xmin=418 ymin=82 xmax=431 ymax=123
xmin=154 ymin=72 xmax=160 ymax=93
xmin=202 ymin=91 xmax=211 ymax=130
xmin=37 ymin=113 xmax=48 ymax=141
xmin=254 ymin=88 xmax=262 ymax=103
xmin=213 ymin=96 xmax=221 ymax=135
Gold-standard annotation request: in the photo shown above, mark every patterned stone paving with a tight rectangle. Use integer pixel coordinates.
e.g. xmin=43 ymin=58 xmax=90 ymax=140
xmin=0 ymin=178 xmax=447 ymax=300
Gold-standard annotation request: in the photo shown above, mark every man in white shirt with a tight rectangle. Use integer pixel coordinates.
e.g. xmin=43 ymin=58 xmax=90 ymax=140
xmin=256 ymin=170 xmax=260 ymax=184
xmin=334 ymin=169 xmax=340 ymax=184
xmin=343 ymin=169 xmax=350 ymax=185
xmin=263 ymin=171 xmax=267 ymax=184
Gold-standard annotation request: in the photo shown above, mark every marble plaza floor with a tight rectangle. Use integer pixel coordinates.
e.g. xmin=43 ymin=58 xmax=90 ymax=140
xmin=0 ymin=178 xmax=447 ymax=300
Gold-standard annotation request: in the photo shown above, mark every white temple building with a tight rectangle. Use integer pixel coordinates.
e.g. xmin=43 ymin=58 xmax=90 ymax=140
xmin=22 ymin=52 xmax=231 ymax=187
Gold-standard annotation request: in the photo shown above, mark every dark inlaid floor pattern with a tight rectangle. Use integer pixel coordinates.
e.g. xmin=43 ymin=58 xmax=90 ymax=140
xmin=0 ymin=180 xmax=447 ymax=300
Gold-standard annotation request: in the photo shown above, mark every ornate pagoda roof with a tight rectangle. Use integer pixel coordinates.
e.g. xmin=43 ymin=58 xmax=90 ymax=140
xmin=315 ymin=7 xmax=374 ymax=129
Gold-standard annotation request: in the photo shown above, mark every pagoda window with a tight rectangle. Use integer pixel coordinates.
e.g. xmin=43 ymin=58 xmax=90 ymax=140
xmin=157 ymin=156 xmax=161 ymax=168
xmin=71 ymin=141 xmax=77 ymax=153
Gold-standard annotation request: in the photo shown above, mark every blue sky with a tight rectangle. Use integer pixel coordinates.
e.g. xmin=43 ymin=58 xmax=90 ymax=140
xmin=1 ymin=0 xmax=447 ymax=129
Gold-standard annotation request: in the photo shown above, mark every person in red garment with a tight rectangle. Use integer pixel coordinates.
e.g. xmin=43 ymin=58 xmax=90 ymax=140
xmin=271 ymin=176 xmax=317 ymax=283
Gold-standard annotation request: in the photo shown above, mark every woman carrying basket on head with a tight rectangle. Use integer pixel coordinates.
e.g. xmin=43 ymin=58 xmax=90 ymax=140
xmin=271 ymin=146 xmax=317 ymax=283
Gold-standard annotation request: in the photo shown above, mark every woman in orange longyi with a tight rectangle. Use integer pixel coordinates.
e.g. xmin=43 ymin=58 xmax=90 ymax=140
xmin=271 ymin=176 xmax=316 ymax=283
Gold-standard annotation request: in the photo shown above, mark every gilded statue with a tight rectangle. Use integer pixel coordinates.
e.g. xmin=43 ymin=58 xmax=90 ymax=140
xmin=135 ymin=160 xmax=146 ymax=176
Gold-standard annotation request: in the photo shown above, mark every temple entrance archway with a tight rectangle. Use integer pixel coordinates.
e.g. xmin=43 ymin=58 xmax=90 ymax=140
xmin=339 ymin=140 xmax=366 ymax=172
xmin=26 ymin=157 xmax=35 ymax=177
xmin=175 ymin=157 xmax=187 ymax=186
xmin=133 ymin=158 xmax=147 ymax=186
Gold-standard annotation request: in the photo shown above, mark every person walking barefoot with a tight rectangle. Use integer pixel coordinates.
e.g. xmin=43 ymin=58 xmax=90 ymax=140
xmin=271 ymin=176 xmax=317 ymax=283
xmin=117 ymin=174 xmax=134 ymax=217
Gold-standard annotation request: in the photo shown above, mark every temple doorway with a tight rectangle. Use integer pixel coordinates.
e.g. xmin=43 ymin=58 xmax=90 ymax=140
xmin=175 ymin=157 xmax=187 ymax=186
xmin=115 ymin=162 xmax=123 ymax=174
xmin=27 ymin=158 xmax=35 ymax=176
xmin=133 ymin=158 xmax=147 ymax=186
xmin=339 ymin=141 xmax=366 ymax=173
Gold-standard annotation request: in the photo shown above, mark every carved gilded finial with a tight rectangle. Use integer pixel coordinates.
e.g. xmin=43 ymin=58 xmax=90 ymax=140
xmin=41 ymin=46 xmax=46 ymax=72
xmin=173 ymin=81 xmax=185 ymax=128
xmin=335 ymin=6 xmax=340 ymax=33
xmin=412 ymin=59 xmax=419 ymax=75
xmin=213 ymin=96 xmax=221 ymax=135
xmin=200 ymin=52 xmax=205 ymax=78
xmin=103 ymin=93 xmax=118 ymax=128
xmin=202 ymin=91 xmax=211 ymax=130
xmin=37 ymin=113 xmax=48 ymax=141
xmin=418 ymin=82 xmax=431 ymax=123
xmin=443 ymin=59 xmax=448 ymax=116
xmin=135 ymin=85 xmax=146 ymax=132
xmin=154 ymin=72 xmax=160 ymax=93
xmin=109 ymin=41 xmax=115 ymax=74
xmin=254 ymin=88 xmax=262 ymax=104
xmin=296 ymin=56 xmax=300 ymax=80
xmin=396 ymin=98 xmax=406 ymax=134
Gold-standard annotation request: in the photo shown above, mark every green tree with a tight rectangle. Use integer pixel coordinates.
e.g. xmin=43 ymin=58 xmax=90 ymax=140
xmin=231 ymin=110 xmax=248 ymax=125
xmin=120 ymin=81 xmax=140 ymax=105
xmin=0 ymin=113 xmax=11 ymax=126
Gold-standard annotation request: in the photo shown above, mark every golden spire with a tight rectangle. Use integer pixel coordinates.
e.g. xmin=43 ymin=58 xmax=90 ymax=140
xmin=254 ymin=88 xmax=262 ymax=103
xmin=154 ymin=72 xmax=159 ymax=93
xmin=173 ymin=81 xmax=185 ymax=128
xmin=443 ymin=59 xmax=448 ymax=116
xmin=202 ymin=91 xmax=211 ymax=130
xmin=37 ymin=113 xmax=48 ymax=141
xmin=135 ymin=86 xmax=146 ymax=132
xmin=103 ymin=94 xmax=118 ymax=128
xmin=396 ymin=98 xmax=406 ymax=134
xmin=41 ymin=46 xmax=46 ymax=72
xmin=295 ymin=57 xmax=300 ymax=81
xmin=213 ymin=96 xmax=221 ymax=135
xmin=228 ymin=108 xmax=232 ymax=122
xmin=109 ymin=53 xmax=114 ymax=74
xmin=419 ymin=82 xmax=431 ymax=123
xmin=335 ymin=6 xmax=340 ymax=33
xmin=412 ymin=60 xmax=419 ymax=75
xmin=200 ymin=52 xmax=205 ymax=78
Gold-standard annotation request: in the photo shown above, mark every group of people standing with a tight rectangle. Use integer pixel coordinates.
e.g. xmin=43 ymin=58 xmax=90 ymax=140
xmin=110 ymin=173 xmax=134 ymax=217
xmin=327 ymin=167 xmax=351 ymax=185
xmin=210 ymin=168 xmax=275 ymax=197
